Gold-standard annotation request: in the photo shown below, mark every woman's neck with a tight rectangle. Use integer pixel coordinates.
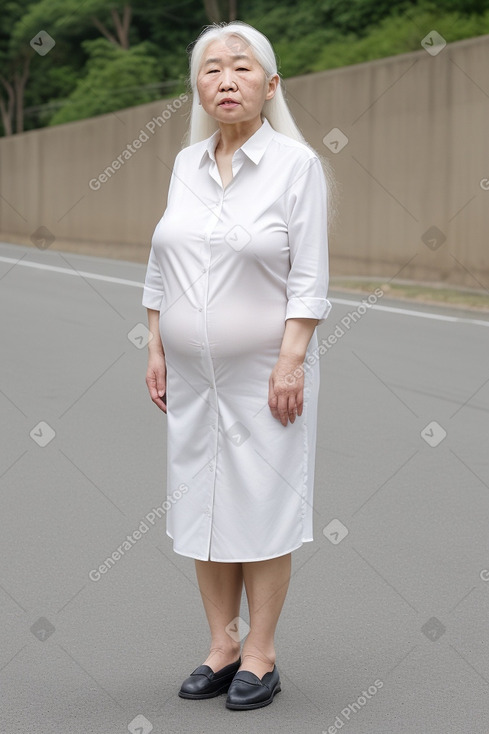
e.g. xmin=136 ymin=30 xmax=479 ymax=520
xmin=215 ymin=116 xmax=263 ymax=156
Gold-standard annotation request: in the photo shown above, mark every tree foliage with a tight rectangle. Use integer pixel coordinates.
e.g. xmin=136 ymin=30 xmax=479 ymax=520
xmin=48 ymin=39 xmax=163 ymax=125
xmin=0 ymin=0 xmax=34 ymax=134
xmin=1 ymin=0 xmax=489 ymax=136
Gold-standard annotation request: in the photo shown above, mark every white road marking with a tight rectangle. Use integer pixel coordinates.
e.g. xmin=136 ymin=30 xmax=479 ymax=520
xmin=1 ymin=254 xmax=488 ymax=327
xmin=330 ymin=297 xmax=489 ymax=327
xmin=0 ymin=254 xmax=143 ymax=288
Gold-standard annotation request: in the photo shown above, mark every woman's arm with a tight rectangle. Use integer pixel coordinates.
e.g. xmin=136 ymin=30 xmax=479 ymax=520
xmin=268 ymin=317 xmax=318 ymax=426
xmin=145 ymin=308 xmax=167 ymax=413
xmin=279 ymin=317 xmax=318 ymax=359
xmin=269 ymin=154 xmax=331 ymax=426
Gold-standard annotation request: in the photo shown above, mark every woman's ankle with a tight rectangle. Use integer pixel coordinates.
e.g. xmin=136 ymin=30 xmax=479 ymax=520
xmin=240 ymin=646 xmax=276 ymax=667
xmin=203 ymin=642 xmax=241 ymax=670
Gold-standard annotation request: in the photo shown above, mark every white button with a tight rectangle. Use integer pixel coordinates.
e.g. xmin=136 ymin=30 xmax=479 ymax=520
xmin=208 ymin=463 xmax=214 ymax=471
xmin=198 ymin=307 xmax=203 ymax=312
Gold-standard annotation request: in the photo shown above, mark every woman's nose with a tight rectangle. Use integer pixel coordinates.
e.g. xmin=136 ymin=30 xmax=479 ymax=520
xmin=219 ymin=72 xmax=236 ymax=90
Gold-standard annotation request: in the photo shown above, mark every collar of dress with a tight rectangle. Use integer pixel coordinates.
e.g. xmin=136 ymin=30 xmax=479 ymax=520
xmin=198 ymin=116 xmax=274 ymax=168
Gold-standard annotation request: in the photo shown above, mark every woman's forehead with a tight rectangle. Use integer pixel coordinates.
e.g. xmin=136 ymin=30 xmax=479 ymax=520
xmin=202 ymin=35 xmax=255 ymax=64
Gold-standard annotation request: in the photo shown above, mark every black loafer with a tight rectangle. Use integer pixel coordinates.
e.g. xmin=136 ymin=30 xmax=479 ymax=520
xmin=225 ymin=664 xmax=281 ymax=709
xmin=178 ymin=658 xmax=241 ymax=699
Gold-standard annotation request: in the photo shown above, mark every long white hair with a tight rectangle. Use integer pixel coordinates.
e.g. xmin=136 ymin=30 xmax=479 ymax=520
xmin=181 ymin=20 xmax=337 ymax=225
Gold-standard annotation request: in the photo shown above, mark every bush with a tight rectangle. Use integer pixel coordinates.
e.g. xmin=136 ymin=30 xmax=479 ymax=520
xmin=49 ymin=39 xmax=164 ymax=125
xmin=267 ymin=4 xmax=489 ymax=76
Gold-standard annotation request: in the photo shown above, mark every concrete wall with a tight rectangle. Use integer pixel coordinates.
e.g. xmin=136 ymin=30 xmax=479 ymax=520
xmin=2 ymin=33 xmax=489 ymax=287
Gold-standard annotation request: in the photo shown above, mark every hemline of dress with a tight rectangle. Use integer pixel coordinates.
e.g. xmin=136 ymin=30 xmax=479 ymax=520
xmin=166 ymin=529 xmax=314 ymax=563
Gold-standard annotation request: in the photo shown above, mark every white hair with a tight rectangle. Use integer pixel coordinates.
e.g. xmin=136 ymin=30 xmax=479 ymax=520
xmin=181 ymin=20 xmax=337 ymax=225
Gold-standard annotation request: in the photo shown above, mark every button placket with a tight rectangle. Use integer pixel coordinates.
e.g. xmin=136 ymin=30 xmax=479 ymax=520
xmin=201 ymin=181 xmax=225 ymax=558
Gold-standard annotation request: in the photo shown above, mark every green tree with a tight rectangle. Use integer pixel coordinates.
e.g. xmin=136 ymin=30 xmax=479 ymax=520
xmin=13 ymin=0 xmax=135 ymax=50
xmin=48 ymin=39 xmax=164 ymax=125
xmin=3 ymin=0 xmax=489 ymax=136
xmin=203 ymin=0 xmax=238 ymax=22
xmin=6 ymin=0 xmax=204 ymax=133
xmin=0 ymin=0 xmax=34 ymax=135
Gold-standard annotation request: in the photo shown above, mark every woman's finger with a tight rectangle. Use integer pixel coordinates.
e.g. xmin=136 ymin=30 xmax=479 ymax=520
xmin=295 ymin=388 xmax=304 ymax=416
xmin=268 ymin=361 xmax=305 ymax=426
xmin=146 ymin=370 xmax=167 ymax=413
xmin=287 ymin=394 xmax=298 ymax=424
xmin=268 ymin=374 xmax=279 ymax=419
xmin=276 ymin=393 xmax=289 ymax=426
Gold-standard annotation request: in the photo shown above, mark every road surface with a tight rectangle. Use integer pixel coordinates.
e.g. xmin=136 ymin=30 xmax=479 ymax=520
xmin=1 ymin=241 xmax=488 ymax=734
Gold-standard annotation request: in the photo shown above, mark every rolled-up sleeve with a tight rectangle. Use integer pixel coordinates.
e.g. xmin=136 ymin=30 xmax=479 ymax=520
xmin=285 ymin=154 xmax=332 ymax=324
xmin=141 ymin=244 xmax=164 ymax=310
xmin=141 ymin=159 xmax=179 ymax=310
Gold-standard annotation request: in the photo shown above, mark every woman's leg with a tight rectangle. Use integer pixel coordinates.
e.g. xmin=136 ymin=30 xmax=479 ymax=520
xmin=194 ymin=560 xmax=243 ymax=672
xmin=240 ymin=552 xmax=292 ymax=679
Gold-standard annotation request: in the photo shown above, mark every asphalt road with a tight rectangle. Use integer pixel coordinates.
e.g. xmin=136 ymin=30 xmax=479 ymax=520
xmin=1 ymin=241 xmax=488 ymax=734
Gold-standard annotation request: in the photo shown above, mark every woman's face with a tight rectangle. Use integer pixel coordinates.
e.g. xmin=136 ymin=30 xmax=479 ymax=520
xmin=196 ymin=35 xmax=278 ymax=126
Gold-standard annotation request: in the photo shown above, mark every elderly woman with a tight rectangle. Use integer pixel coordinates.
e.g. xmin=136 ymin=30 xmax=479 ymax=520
xmin=142 ymin=20 xmax=333 ymax=710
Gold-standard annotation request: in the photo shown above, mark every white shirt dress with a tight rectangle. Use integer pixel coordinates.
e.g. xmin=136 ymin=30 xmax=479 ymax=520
xmin=142 ymin=117 xmax=331 ymax=562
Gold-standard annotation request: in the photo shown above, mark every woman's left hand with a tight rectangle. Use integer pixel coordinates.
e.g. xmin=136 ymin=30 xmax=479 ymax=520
xmin=268 ymin=354 xmax=304 ymax=426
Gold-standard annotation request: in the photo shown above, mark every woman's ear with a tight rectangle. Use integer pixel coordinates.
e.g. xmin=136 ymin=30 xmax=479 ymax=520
xmin=266 ymin=73 xmax=279 ymax=100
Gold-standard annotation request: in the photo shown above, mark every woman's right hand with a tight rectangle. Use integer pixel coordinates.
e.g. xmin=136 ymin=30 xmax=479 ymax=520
xmin=146 ymin=350 xmax=167 ymax=413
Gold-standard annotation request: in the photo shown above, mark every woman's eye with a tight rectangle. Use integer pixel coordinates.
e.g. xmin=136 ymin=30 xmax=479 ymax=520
xmin=207 ymin=70 xmax=218 ymax=74
xmin=237 ymin=67 xmax=249 ymax=71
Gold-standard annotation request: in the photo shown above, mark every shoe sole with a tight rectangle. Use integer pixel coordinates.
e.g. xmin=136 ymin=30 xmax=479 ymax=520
xmin=225 ymin=684 xmax=281 ymax=710
xmin=178 ymin=683 xmax=231 ymax=700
